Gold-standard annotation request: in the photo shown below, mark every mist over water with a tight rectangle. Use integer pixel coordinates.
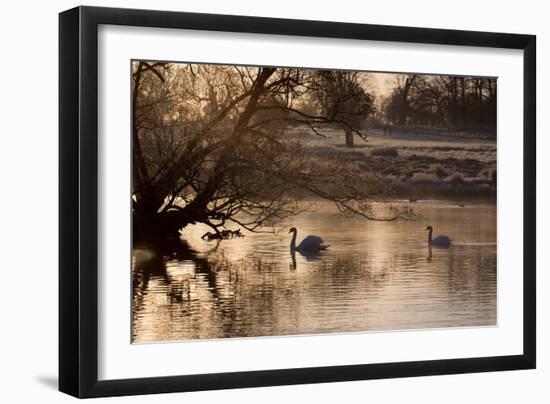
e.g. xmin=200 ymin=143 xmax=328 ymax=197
xmin=132 ymin=201 xmax=496 ymax=343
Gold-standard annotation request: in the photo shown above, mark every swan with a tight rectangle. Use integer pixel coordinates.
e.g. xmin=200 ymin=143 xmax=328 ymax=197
xmin=289 ymin=227 xmax=329 ymax=251
xmin=426 ymin=225 xmax=451 ymax=246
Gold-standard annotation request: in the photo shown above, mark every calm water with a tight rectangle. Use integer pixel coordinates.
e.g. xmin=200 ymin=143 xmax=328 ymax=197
xmin=132 ymin=201 xmax=496 ymax=343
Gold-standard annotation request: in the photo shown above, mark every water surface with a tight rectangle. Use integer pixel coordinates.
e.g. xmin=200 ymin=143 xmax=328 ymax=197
xmin=132 ymin=200 xmax=496 ymax=343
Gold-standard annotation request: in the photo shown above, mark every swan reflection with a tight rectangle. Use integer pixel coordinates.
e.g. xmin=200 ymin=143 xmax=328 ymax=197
xmin=132 ymin=201 xmax=497 ymax=343
xmin=290 ymin=248 xmax=325 ymax=270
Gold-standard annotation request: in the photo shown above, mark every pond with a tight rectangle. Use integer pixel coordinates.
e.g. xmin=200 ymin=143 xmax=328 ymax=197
xmin=132 ymin=200 xmax=496 ymax=343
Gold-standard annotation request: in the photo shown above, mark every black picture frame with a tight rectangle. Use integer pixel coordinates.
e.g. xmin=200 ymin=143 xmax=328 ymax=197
xmin=59 ymin=5 xmax=536 ymax=398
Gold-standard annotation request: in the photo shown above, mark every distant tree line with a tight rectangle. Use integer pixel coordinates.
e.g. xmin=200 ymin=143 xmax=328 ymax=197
xmin=382 ymin=74 xmax=497 ymax=132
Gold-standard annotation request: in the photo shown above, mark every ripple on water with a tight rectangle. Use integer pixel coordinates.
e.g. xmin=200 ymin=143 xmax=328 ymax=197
xmin=132 ymin=201 xmax=496 ymax=342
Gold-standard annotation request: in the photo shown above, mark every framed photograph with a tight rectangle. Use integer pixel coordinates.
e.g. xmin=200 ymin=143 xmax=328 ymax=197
xmin=59 ymin=6 xmax=536 ymax=398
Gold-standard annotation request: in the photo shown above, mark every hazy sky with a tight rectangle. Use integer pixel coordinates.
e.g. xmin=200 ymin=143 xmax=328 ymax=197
xmin=369 ymin=72 xmax=397 ymax=98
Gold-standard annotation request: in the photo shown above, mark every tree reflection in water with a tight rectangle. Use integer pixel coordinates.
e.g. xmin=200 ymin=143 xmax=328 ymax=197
xmin=131 ymin=202 xmax=496 ymax=343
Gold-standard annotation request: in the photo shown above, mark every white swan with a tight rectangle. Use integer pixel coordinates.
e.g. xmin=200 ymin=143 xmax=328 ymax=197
xmin=289 ymin=227 xmax=329 ymax=251
xmin=426 ymin=225 xmax=451 ymax=246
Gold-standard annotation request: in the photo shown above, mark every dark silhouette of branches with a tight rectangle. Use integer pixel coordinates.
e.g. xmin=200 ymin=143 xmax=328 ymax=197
xmin=131 ymin=63 xmax=404 ymax=241
xmin=382 ymin=73 xmax=496 ymax=131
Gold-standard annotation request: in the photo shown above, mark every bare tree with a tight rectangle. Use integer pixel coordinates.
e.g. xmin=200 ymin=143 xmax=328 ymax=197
xmin=395 ymin=74 xmax=419 ymax=125
xmin=132 ymin=62 xmax=408 ymax=241
xmin=382 ymin=73 xmax=496 ymax=132
xmin=311 ymin=71 xmax=374 ymax=147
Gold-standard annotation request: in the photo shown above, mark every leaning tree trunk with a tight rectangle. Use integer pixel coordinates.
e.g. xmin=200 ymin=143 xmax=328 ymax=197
xmin=133 ymin=203 xmax=197 ymax=243
xmin=132 ymin=67 xmax=277 ymax=243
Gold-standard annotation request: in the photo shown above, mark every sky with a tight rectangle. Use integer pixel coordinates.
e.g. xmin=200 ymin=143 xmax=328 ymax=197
xmin=369 ymin=72 xmax=397 ymax=98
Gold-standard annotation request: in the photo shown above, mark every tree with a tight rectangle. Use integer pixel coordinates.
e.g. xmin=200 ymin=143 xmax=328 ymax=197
xmin=381 ymin=74 xmax=496 ymax=132
xmin=132 ymin=62 xmax=407 ymax=241
xmin=395 ymin=74 xmax=419 ymax=125
xmin=312 ymin=71 xmax=374 ymax=147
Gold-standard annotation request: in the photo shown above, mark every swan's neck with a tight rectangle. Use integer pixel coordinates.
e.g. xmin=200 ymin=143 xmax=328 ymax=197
xmin=290 ymin=231 xmax=297 ymax=251
xmin=428 ymin=229 xmax=433 ymax=244
xmin=290 ymin=250 xmax=297 ymax=270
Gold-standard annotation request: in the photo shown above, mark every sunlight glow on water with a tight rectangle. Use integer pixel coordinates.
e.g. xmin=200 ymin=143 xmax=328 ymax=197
xmin=132 ymin=201 xmax=496 ymax=342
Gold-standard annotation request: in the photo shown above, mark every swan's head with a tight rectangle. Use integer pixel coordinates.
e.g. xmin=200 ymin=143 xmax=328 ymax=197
xmin=289 ymin=227 xmax=297 ymax=234
xmin=426 ymin=225 xmax=433 ymax=231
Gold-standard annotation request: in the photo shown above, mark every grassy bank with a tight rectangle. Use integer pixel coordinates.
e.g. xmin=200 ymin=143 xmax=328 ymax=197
xmin=290 ymin=126 xmax=497 ymax=200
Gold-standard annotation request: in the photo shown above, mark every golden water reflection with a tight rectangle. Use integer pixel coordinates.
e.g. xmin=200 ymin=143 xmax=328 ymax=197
xmin=132 ymin=201 xmax=496 ymax=342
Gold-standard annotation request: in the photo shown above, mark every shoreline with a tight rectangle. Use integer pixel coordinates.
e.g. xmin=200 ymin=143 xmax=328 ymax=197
xmin=289 ymin=127 xmax=496 ymax=202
